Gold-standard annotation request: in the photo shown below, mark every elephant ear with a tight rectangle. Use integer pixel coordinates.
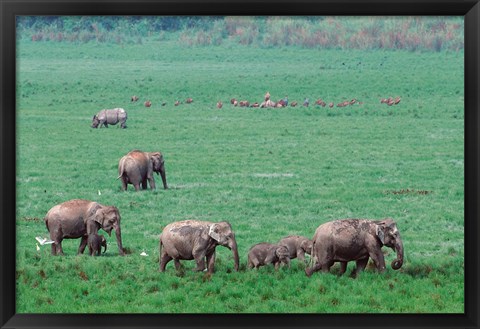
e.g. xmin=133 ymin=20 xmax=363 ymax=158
xmin=275 ymin=247 xmax=282 ymax=257
xmin=375 ymin=223 xmax=386 ymax=245
xmin=301 ymin=239 xmax=312 ymax=252
xmin=150 ymin=153 xmax=163 ymax=172
xmin=150 ymin=152 xmax=163 ymax=162
xmin=208 ymin=224 xmax=221 ymax=242
xmin=275 ymin=246 xmax=288 ymax=258
xmin=92 ymin=207 xmax=105 ymax=226
xmin=85 ymin=204 xmax=103 ymax=228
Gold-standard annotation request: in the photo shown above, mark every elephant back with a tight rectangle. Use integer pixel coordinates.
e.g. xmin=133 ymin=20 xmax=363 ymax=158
xmin=126 ymin=150 xmax=149 ymax=166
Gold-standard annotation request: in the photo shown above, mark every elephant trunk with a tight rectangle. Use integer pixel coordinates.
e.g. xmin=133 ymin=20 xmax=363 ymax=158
xmin=160 ymin=165 xmax=168 ymax=189
xmin=231 ymin=240 xmax=239 ymax=272
xmin=102 ymin=242 xmax=107 ymax=254
xmin=391 ymin=239 xmax=404 ymax=270
xmin=114 ymin=224 xmax=125 ymax=256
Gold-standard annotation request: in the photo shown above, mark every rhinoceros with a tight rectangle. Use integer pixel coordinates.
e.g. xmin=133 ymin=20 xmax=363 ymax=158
xmin=91 ymin=108 xmax=128 ymax=128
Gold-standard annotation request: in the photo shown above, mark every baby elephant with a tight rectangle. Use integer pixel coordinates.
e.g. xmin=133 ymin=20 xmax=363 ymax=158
xmin=278 ymin=235 xmax=313 ymax=263
xmin=247 ymin=243 xmax=290 ymax=270
xmin=88 ymin=233 xmax=107 ymax=256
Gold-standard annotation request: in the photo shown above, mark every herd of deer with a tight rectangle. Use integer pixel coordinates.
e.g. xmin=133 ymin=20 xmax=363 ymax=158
xmin=130 ymin=93 xmax=401 ymax=110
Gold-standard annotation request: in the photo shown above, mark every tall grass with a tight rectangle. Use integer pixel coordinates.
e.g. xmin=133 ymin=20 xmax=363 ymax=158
xmin=18 ymin=16 xmax=464 ymax=51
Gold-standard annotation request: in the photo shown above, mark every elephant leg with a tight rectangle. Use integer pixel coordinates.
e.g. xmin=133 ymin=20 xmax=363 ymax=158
xmin=120 ymin=177 xmax=128 ymax=191
xmin=314 ymin=258 xmax=334 ymax=272
xmin=206 ymin=252 xmax=216 ymax=274
xmin=252 ymin=259 xmax=260 ymax=269
xmin=338 ymin=262 xmax=348 ymax=276
xmin=78 ymin=236 xmax=88 ymax=254
xmin=193 ymin=257 xmax=207 ymax=272
xmin=283 ymin=257 xmax=291 ymax=268
xmin=305 ymin=261 xmax=321 ymax=276
xmin=133 ymin=183 xmax=141 ymax=191
xmin=297 ymin=250 xmax=306 ymax=262
xmin=141 ymin=179 xmax=148 ymax=190
xmin=52 ymin=241 xmax=63 ymax=255
xmin=147 ymin=175 xmax=156 ymax=190
xmin=174 ymin=259 xmax=182 ymax=271
xmin=159 ymin=253 xmax=173 ymax=272
xmin=323 ymin=260 xmax=335 ymax=272
xmin=51 ymin=235 xmax=65 ymax=255
xmin=369 ymin=250 xmax=386 ymax=272
xmin=353 ymin=258 xmax=369 ymax=276
xmin=192 ymin=247 xmax=207 ymax=272
xmin=56 ymin=243 xmax=65 ymax=255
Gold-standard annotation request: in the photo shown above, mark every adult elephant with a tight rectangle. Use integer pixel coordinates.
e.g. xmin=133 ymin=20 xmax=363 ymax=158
xmin=44 ymin=199 xmax=125 ymax=256
xmin=305 ymin=218 xmax=404 ymax=277
xmin=159 ymin=220 xmax=239 ymax=274
xmin=117 ymin=150 xmax=167 ymax=191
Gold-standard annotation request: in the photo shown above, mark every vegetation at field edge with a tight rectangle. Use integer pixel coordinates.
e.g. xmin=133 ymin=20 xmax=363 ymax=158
xmin=17 ymin=16 xmax=464 ymax=52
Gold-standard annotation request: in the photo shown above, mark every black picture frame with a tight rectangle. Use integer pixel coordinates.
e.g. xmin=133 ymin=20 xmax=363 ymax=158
xmin=1 ymin=1 xmax=479 ymax=328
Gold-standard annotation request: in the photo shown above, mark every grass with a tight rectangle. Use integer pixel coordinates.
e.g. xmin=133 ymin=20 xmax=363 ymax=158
xmin=15 ymin=36 xmax=464 ymax=313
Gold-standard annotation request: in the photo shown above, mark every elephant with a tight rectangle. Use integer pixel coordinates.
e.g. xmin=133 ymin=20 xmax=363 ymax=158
xmin=305 ymin=218 xmax=404 ymax=277
xmin=247 ymin=243 xmax=290 ymax=270
xmin=159 ymin=220 xmax=239 ymax=274
xmin=117 ymin=150 xmax=167 ymax=191
xmin=278 ymin=235 xmax=313 ymax=263
xmin=44 ymin=199 xmax=125 ymax=256
xmin=91 ymin=108 xmax=127 ymax=128
xmin=88 ymin=233 xmax=107 ymax=256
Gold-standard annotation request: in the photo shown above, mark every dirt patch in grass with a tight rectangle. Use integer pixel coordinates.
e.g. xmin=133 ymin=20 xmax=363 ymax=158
xmin=384 ymin=189 xmax=432 ymax=195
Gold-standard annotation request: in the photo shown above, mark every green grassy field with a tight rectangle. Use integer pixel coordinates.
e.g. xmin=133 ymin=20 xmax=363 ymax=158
xmin=16 ymin=37 xmax=464 ymax=313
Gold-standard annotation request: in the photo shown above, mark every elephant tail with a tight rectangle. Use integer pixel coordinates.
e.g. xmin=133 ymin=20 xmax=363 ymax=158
xmin=158 ymin=234 xmax=163 ymax=271
xmin=307 ymin=240 xmax=315 ymax=267
xmin=44 ymin=217 xmax=50 ymax=232
xmin=117 ymin=157 xmax=126 ymax=180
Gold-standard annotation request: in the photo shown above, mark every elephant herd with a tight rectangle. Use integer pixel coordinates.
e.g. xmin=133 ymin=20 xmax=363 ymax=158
xmin=46 ymin=109 xmax=405 ymax=276
xmin=43 ymin=147 xmax=168 ymax=257
xmin=162 ymin=217 xmax=404 ymax=276
xmin=44 ymin=196 xmax=404 ymax=277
